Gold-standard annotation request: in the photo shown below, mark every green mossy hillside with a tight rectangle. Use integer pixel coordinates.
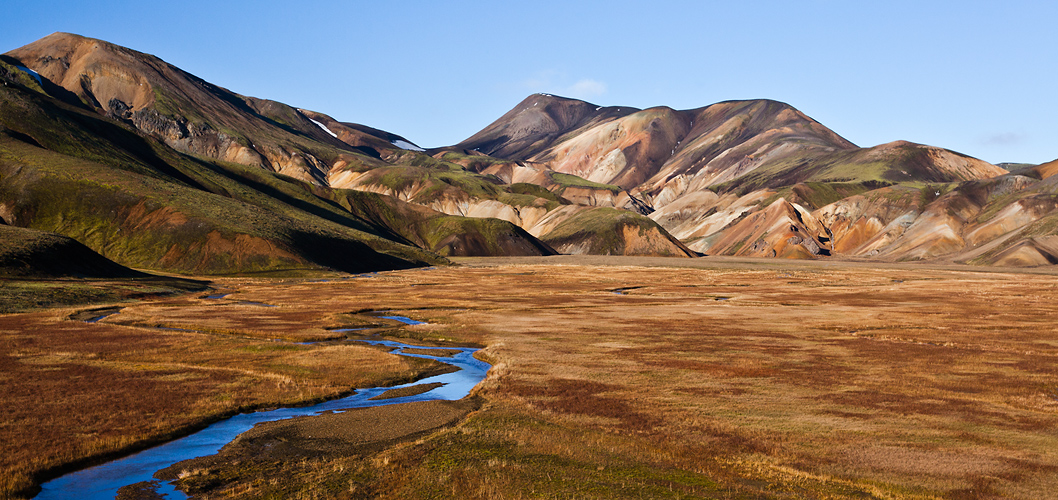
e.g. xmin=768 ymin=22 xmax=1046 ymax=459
xmin=0 ymin=225 xmax=145 ymax=278
xmin=349 ymin=165 xmax=563 ymax=212
xmin=540 ymin=207 xmax=691 ymax=257
xmin=0 ymin=138 xmax=438 ymax=274
xmin=0 ymin=72 xmax=448 ymax=274
xmin=333 ymin=190 xmax=555 ymax=257
xmin=548 ymin=172 xmax=622 ymax=193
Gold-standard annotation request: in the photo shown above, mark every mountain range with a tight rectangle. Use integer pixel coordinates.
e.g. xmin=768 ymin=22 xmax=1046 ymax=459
xmin=1 ymin=32 xmax=1055 ymax=275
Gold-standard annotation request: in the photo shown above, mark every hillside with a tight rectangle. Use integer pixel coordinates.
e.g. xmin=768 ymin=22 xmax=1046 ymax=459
xmin=0 ymin=48 xmax=553 ymax=274
xmin=3 ymin=34 xmax=701 ymax=260
xmin=4 ymin=33 xmax=1055 ymax=267
xmin=446 ymin=94 xmax=1058 ymax=265
xmin=0 ymin=225 xmax=145 ymax=278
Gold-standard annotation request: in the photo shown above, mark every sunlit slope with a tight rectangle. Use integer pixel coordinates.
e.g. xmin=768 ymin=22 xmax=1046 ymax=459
xmin=4 ymin=33 xmax=388 ymax=185
xmin=453 ymin=94 xmax=1056 ymax=264
xmin=0 ymin=35 xmax=615 ymax=262
xmin=0 ymin=57 xmax=554 ymax=272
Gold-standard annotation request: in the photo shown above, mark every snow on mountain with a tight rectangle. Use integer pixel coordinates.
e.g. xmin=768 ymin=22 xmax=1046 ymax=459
xmin=308 ymin=118 xmax=338 ymax=138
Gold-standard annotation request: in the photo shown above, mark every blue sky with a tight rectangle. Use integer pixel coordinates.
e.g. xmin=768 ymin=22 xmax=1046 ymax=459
xmin=4 ymin=0 xmax=1056 ymax=164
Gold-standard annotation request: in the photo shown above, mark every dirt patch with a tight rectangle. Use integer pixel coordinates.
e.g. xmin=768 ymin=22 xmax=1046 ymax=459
xmin=66 ymin=306 xmax=123 ymax=322
xmin=158 ymin=398 xmax=481 ymax=489
xmin=369 ymin=382 xmax=446 ymax=400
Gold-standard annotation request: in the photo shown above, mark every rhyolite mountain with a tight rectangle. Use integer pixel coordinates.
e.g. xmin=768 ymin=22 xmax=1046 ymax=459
xmin=3 ymin=33 xmax=1056 ymax=268
xmin=441 ymin=93 xmax=1058 ymax=265
xmin=0 ymin=34 xmax=558 ymax=275
xmin=2 ymin=33 xmax=691 ymax=263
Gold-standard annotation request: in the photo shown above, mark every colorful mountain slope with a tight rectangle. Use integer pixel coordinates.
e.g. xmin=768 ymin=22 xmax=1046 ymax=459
xmin=0 ymin=51 xmax=551 ymax=274
xmin=452 ymin=93 xmax=1054 ymax=264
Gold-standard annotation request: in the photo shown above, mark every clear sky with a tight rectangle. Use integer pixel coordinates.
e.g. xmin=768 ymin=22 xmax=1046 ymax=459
xmin=4 ymin=0 xmax=1056 ymax=164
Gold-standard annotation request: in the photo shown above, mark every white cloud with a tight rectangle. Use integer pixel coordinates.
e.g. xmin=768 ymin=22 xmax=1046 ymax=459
xmin=980 ymin=132 xmax=1027 ymax=147
xmin=566 ymin=79 xmax=608 ymax=98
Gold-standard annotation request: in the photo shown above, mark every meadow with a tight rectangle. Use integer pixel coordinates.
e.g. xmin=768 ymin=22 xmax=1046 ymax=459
xmin=3 ymin=257 xmax=1058 ymax=499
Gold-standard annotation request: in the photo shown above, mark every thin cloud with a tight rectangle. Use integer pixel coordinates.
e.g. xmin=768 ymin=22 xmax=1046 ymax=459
xmin=980 ymin=132 xmax=1027 ymax=146
xmin=566 ymin=79 xmax=608 ymax=98
xmin=518 ymin=72 xmax=608 ymax=99
xmin=520 ymin=70 xmax=561 ymax=91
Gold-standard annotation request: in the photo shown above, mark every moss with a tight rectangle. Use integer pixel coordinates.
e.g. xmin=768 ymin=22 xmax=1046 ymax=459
xmin=506 ymin=182 xmax=566 ymax=204
xmin=331 ymin=189 xmax=550 ymax=257
xmin=769 ymin=180 xmax=891 ymax=210
xmin=0 ymin=134 xmax=441 ymax=274
xmin=548 ymin=172 xmax=622 ymax=193
xmin=0 ymin=276 xmax=205 ymax=313
xmin=360 ymin=166 xmax=512 ymax=206
xmin=917 ymin=183 xmax=953 ymax=210
xmin=541 ymin=207 xmax=661 ymax=255
xmin=0 ymin=59 xmax=47 ymax=95
xmin=422 ymin=216 xmax=542 ymax=256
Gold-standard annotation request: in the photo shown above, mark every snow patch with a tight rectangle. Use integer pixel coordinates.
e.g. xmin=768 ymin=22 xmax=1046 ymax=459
xmin=309 ymin=118 xmax=338 ymax=138
xmin=14 ymin=66 xmax=42 ymax=85
xmin=393 ymin=139 xmax=425 ymax=152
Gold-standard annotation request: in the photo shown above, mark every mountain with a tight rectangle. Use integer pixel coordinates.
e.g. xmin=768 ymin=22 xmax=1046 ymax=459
xmin=5 ymin=32 xmax=359 ymax=185
xmin=5 ymin=33 xmax=1054 ymax=267
xmin=3 ymin=34 xmax=693 ymax=260
xmin=446 ymin=94 xmax=1058 ymax=265
xmin=454 ymin=94 xmax=1004 ymax=194
xmin=455 ymin=95 xmax=860 ymax=191
xmin=0 ymin=39 xmax=555 ymax=274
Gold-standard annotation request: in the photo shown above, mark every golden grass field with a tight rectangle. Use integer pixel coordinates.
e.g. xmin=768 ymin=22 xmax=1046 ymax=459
xmin=4 ymin=256 xmax=1058 ymax=499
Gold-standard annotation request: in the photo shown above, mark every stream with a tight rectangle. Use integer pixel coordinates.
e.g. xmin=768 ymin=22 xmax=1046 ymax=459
xmin=35 ymin=331 xmax=490 ymax=499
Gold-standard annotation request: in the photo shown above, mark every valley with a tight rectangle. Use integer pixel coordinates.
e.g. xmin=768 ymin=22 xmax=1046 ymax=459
xmin=1 ymin=30 xmax=1057 ymax=500
xmin=3 ymin=257 xmax=1058 ymax=499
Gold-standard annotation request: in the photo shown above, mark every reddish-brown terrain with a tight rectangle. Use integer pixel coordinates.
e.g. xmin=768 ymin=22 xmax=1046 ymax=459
xmin=3 ymin=258 xmax=1058 ymax=498
xmin=444 ymin=93 xmax=1058 ymax=265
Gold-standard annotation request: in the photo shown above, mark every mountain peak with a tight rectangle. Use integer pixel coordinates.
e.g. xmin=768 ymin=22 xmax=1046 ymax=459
xmin=453 ymin=94 xmax=638 ymax=159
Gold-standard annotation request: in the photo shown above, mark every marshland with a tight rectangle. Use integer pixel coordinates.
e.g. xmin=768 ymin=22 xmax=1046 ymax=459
xmin=3 ymin=256 xmax=1058 ymax=499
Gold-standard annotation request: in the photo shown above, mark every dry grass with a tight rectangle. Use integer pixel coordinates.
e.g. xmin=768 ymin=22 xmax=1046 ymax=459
xmin=5 ymin=258 xmax=1058 ymax=498
xmin=0 ymin=282 xmax=453 ymax=499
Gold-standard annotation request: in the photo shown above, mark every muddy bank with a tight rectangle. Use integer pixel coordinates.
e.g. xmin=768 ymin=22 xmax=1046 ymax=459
xmin=155 ymin=397 xmax=481 ymax=496
xmin=370 ymin=382 xmax=447 ymax=400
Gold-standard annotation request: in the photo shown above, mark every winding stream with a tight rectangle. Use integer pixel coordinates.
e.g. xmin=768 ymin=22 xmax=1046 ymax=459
xmin=35 ymin=334 xmax=490 ymax=499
